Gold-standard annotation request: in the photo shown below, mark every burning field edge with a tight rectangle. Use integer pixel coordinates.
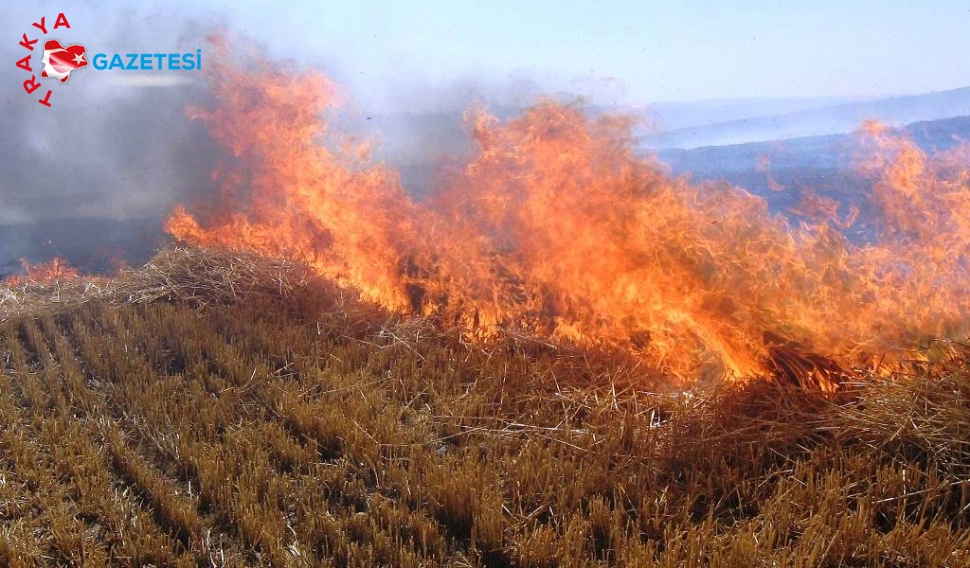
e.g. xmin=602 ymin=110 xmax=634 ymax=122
xmin=0 ymin=245 xmax=968 ymax=566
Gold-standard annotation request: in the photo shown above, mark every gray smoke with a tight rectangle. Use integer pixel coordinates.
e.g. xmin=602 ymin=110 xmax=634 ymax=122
xmin=0 ymin=2 xmax=222 ymax=271
xmin=0 ymin=2 xmax=627 ymax=273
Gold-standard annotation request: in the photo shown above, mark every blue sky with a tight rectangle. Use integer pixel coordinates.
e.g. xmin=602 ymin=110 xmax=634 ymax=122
xmin=197 ymin=0 xmax=970 ymax=105
xmin=8 ymin=0 xmax=970 ymax=108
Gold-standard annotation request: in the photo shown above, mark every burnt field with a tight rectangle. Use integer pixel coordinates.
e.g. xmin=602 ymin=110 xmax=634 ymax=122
xmin=0 ymin=248 xmax=969 ymax=567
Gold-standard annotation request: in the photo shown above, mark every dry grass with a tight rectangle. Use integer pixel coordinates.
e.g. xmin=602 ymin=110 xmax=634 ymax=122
xmin=0 ymin=247 xmax=345 ymax=321
xmin=0 ymin=246 xmax=968 ymax=566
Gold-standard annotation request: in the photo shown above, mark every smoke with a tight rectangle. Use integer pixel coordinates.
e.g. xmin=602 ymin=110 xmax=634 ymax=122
xmin=0 ymin=2 xmax=636 ymax=272
xmin=0 ymin=2 xmax=222 ymax=269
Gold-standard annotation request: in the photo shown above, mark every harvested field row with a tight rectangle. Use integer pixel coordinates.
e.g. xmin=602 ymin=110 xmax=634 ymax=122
xmin=0 ymin=249 xmax=968 ymax=566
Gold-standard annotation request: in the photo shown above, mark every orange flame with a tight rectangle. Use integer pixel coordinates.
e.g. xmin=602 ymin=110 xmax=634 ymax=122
xmin=166 ymin=38 xmax=970 ymax=382
xmin=5 ymin=257 xmax=79 ymax=285
xmin=166 ymin=35 xmax=418 ymax=310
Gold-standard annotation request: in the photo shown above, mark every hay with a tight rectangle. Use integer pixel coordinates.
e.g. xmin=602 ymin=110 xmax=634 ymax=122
xmin=127 ymin=245 xmax=314 ymax=306
xmin=0 ymin=246 xmax=316 ymax=321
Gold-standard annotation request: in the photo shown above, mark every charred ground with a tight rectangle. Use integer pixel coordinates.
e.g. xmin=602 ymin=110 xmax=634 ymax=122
xmin=0 ymin=247 xmax=968 ymax=567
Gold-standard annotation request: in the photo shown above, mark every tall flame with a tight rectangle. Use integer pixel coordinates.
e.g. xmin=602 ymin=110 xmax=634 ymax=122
xmin=166 ymin=38 xmax=970 ymax=383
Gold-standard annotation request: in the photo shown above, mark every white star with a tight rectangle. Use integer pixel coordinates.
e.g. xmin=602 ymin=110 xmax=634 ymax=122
xmin=72 ymin=52 xmax=85 ymax=65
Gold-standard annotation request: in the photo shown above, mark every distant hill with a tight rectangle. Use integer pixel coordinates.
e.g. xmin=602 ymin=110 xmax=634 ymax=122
xmin=644 ymin=87 xmax=970 ymax=149
xmin=657 ymin=115 xmax=970 ymax=238
xmin=640 ymin=96 xmax=862 ymax=132
xmin=659 ymin=115 xmax=970 ymax=177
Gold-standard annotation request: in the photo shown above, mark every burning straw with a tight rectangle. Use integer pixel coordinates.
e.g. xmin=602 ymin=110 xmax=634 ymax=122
xmin=157 ymin=35 xmax=970 ymax=384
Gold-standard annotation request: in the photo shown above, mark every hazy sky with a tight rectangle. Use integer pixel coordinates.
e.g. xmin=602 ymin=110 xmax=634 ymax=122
xmin=7 ymin=1 xmax=970 ymax=108
xmin=194 ymin=0 xmax=969 ymax=105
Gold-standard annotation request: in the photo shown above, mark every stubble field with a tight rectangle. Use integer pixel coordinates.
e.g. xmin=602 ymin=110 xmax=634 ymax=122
xmin=0 ymin=248 xmax=968 ymax=567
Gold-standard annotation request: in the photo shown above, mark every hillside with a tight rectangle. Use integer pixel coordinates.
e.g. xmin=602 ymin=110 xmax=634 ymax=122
xmin=644 ymin=87 xmax=970 ymax=149
xmin=661 ymin=115 xmax=970 ymax=175
xmin=658 ymin=115 xmax=970 ymax=232
xmin=0 ymin=247 xmax=968 ymax=567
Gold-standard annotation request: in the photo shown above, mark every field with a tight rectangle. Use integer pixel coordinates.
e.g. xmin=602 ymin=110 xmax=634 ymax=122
xmin=0 ymin=248 xmax=969 ymax=567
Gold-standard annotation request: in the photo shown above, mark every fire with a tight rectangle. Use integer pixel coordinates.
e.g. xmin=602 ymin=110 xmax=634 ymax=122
xmin=166 ymin=37 xmax=970 ymax=384
xmin=165 ymin=35 xmax=418 ymax=311
xmin=5 ymin=257 xmax=79 ymax=285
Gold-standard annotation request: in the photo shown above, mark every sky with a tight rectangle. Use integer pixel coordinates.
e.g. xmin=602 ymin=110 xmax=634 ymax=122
xmin=175 ymin=0 xmax=970 ymax=106
xmin=5 ymin=1 xmax=970 ymax=108
xmin=1 ymin=0 xmax=969 ymax=228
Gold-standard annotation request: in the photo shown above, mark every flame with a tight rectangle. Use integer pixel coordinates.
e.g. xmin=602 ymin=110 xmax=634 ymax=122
xmin=166 ymin=38 xmax=970 ymax=384
xmin=166 ymin=36 xmax=418 ymax=311
xmin=5 ymin=257 xmax=79 ymax=285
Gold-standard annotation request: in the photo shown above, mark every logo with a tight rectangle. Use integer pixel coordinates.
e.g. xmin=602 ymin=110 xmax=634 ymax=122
xmin=15 ymin=13 xmax=73 ymax=107
xmin=14 ymin=12 xmax=202 ymax=108
xmin=41 ymin=40 xmax=88 ymax=82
